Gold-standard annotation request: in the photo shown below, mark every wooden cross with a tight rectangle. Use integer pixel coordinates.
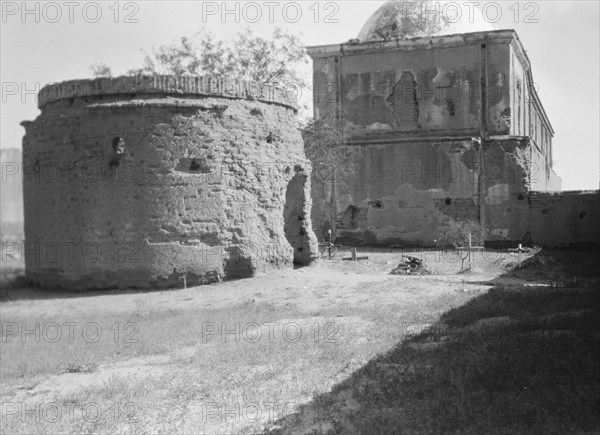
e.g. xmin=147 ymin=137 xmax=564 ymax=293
xmin=457 ymin=233 xmax=484 ymax=270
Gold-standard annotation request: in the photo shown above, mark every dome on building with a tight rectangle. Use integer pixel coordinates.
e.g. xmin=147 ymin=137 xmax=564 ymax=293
xmin=357 ymin=0 xmax=494 ymax=41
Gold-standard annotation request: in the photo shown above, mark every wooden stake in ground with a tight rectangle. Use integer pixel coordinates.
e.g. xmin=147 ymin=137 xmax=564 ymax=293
xmin=508 ymin=244 xmax=527 ymax=269
xmin=457 ymin=232 xmax=484 ymax=271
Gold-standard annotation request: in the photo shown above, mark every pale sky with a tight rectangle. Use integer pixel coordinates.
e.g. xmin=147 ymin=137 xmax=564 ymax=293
xmin=1 ymin=1 xmax=599 ymax=190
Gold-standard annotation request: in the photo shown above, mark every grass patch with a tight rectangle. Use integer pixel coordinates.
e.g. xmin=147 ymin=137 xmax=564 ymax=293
xmin=2 ymin=248 xmax=598 ymax=434
xmin=269 ymin=284 xmax=600 ymax=434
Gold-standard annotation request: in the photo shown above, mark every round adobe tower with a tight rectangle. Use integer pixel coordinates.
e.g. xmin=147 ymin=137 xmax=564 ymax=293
xmin=22 ymin=75 xmax=317 ymax=289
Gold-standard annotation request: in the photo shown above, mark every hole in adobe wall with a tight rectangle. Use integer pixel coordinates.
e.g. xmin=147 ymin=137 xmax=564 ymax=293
xmin=579 ymin=211 xmax=588 ymax=220
xmin=223 ymin=246 xmax=255 ymax=280
xmin=339 ymin=205 xmax=364 ymax=230
xmin=179 ymin=157 xmax=212 ymax=174
xmin=445 ymin=198 xmax=452 ymax=205
xmin=517 ymin=194 xmax=525 ymax=201
xmin=368 ymin=200 xmax=384 ymax=209
xmin=284 ymin=173 xmax=311 ymax=265
xmin=109 ymin=136 xmax=125 ymax=169
xmin=189 ymin=158 xmax=201 ymax=171
xmin=446 ymin=99 xmax=455 ymax=117
xmin=266 ymin=132 xmax=275 ymax=144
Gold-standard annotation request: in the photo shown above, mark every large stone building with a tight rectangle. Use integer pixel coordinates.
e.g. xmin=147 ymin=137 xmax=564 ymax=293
xmin=307 ymin=1 xmax=598 ymax=247
xmin=21 ymin=76 xmax=317 ymax=289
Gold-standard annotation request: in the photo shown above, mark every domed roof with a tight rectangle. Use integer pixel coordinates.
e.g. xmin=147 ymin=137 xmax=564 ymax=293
xmin=358 ymin=0 xmax=494 ymax=41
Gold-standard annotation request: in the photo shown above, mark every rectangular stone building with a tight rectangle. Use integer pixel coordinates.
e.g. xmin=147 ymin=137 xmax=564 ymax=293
xmin=305 ymin=29 xmax=586 ymax=247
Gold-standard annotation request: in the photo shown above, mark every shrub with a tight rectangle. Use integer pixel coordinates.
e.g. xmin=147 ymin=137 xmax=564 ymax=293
xmin=435 ymin=216 xmax=483 ymax=271
xmin=434 ymin=216 xmax=483 ymax=250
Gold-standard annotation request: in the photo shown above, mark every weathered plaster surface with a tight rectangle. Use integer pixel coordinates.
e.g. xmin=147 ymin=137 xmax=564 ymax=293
xmin=315 ymin=140 xmax=480 ymax=245
xmin=482 ymin=137 xmax=563 ymax=244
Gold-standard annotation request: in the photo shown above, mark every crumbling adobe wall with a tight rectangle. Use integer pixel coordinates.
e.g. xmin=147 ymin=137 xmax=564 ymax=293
xmin=338 ymin=45 xmax=483 ymax=138
xmin=312 ymin=135 xmax=574 ymax=248
xmin=482 ymin=137 xmax=534 ymax=242
xmin=22 ymin=76 xmax=317 ymax=290
xmin=318 ymin=139 xmax=481 ymax=246
xmin=526 ymin=191 xmax=600 ymax=247
xmin=482 ymin=137 xmax=563 ymax=244
xmin=310 ymin=33 xmax=515 ymax=141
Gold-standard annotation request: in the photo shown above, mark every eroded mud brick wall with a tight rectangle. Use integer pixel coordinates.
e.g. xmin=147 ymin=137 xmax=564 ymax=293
xmin=21 ymin=76 xmax=317 ymax=289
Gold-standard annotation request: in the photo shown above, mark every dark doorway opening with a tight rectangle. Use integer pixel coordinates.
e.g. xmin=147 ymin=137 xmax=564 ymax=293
xmin=284 ymin=172 xmax=311 ymax=265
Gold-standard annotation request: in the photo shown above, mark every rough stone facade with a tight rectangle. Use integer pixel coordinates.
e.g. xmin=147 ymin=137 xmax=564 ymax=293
xmin=21 ymin=76 xmax=317 ymax=289
xmin=305 ymin=24 xmax=592 ymax=247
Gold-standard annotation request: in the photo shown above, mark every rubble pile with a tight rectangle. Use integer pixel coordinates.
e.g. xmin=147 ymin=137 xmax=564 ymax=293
xmin=391 ymin=256 xmax=432 ymax=275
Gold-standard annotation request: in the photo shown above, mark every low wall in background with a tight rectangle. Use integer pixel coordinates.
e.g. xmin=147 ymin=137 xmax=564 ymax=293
xmin=526 ymin=190 xmax=600 ymax=247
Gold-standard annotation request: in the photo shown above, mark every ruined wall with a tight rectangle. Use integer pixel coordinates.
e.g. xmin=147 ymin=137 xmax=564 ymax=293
xmin=482 ymin=137 xmax=564 ymax=244
xmin=307 ymin=30 xmax=570 ymax=247
xmin=22 ymin=76 xmax=317 ymax=290
xmin=482 ymin=137 xmax=532 ymax=242
xmin=485 ymin=183 xmax=599 ymax=248
xmin=338 ymin=44 xmax=482 ymax=138
xmin=526 ymin=191 xmax=600 ymax=247
xmin=320 ymin=139 xmax=481 ymax=245
xmin=314 ymin=134 xmax=570 ymax=247
xmin=310 ymin=31 xmax=524 ymax=141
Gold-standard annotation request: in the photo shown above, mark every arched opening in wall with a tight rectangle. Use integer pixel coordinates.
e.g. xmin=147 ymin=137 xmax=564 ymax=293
xmin=284 ymin=171 xmax=310 ymax=266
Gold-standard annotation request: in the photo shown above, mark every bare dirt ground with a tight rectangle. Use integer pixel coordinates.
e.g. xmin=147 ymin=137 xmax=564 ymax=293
xmin=1 ymin=248 xmax=598 ymax=434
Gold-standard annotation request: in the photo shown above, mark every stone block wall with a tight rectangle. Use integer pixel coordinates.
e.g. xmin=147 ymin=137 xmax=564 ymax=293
xmin=21 ymin=76 xmax=317 ymax=290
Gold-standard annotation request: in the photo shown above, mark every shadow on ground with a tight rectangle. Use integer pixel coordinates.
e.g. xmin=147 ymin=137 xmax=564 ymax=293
xmin=265 ymin=249 xmax=600 ymax=434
